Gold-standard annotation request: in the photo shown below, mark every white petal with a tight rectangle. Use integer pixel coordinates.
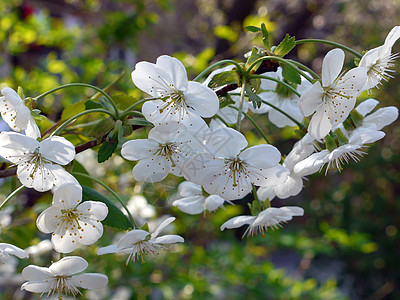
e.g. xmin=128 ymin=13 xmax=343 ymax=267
xmin=121 ymin=139 xmax=159 ymax=161
xmin=178 ymin=181 xmax=202 ymax=197
xmin=383 ymin=26 xmax=400 ymax=50
xmin=257 ymin=186 xmax=276 ymax=202
xmin=40 ymin=136 xmax=75 ymax=165
xmin=293 ymin=150 xmax=329 ymax=176
xmin=117 ymin=230 xmax=149 ymax=249
xmin=52 ymin=183 xmax=82 ymax=209
xmin=308 ymin=105 xmax=332 ymax=139
xmin=173 ymin=196 xmax=205 ymax=215
xmin=151 ymin=217 xmax=176 ymax=239
xmin=349 ymin=128 xmax=385 ymax=145
xmin=21 ymin=280 xmax=53 ymax=293
xmin=17 ymin=162 xmax=55 ymax=192
xmin=220 ymin=215 xmax=256 ymax=230
xmin=51 ymin=227 xmax=78 ymax=253
xmin=51 ymin=165 xmax=79 ymax=188
xmin=322 ymin=48 xmax=344 ymax=87
xmin=49 ymin=256 xmax=88 ymax=276
xmin=36 ymin=206 xmax=62 ymax=234
xmin=1 ymin=87 xmax=22 ymax=106
xmin=77 ymin=201 xmax=108 ymax=221
xmin=131 ymin=61 xmax=166 ymax=97
xmin=239 ymin=144 xmax=281 ymax=169
xmin=274 ymin=175 xmax=304 ymax=199
xmin=156 ymin=55 xmax=188 ymax=91
xmin=25 ymin=117 xmax=41 ymax=140
xmin=0 ymin=243 xmax=28 ymax=259
xmin=22 ymin=265 xmax=53 ymax=281
xmin=0 ymin=132 xmax=38 ymax=163
xmin=299 ymin=82 xmax=324 ymax=117
xmin=250 ymin=164 xmax=289 ymax=187
xmin=280 ymin=206 xmax=304 ymax=216
xmin=185 ymin=81 xmax=219 ymax=117
xmin=363 ymin=106 xmax=398 ymax=130
xmin=97 ymin=244 xmax=119 ymax=255
xmin=14 ymin=104 xmax=30 ymax=130
xmin=72 ymin=273 xmax=108 ymax=289
xmin=150 ymin=234 xmax=184 ymax=244
xmin=356 ymin=99 xmax=379 ymax=117
xmin=204 ymin=127 xmax=247 ymax=158
xmin=204 ymin=195 xmax=225 ymax=211
xmin=131 ymin=157 xmax=170 ymax=183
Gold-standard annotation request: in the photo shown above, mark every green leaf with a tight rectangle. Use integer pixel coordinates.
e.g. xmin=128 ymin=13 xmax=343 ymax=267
xmin=245 ymin=25 xmax=260 ymax=33
xmin=61 ymin=100 xmax=86 ymax=121
xmin=209 ymin=70 xmax=240 ymax=89
xmin=97 ymin=131 xmax=119 ymax=163
xmin=72 ymin=161 xmax=94 ymax=188
xmin=81 ymin=186 xmax=132 ymax=231
xmin=125 ymin=118 xmax=154 ymax=127
xmin=274 ymin=34 xmax=296 ymax=57
xmin=85 ymin=99 xmax=103 ymax=110
xmin=245 ymin=47 xmax=263 ymax=71
xmin=17 ymin=86 xmax=25 ymax=99
xmin=261 ymin=23 xmax=271 ymax=50
xmin=245 ymin=84 xmax=263 ymax=109
xmin=87 ymin=117 xmax=115 ymax=139
xmin=112 ymin=94 xmax=137 ymax=110
xmin=281 ymin=65 xmax=301 ymax=84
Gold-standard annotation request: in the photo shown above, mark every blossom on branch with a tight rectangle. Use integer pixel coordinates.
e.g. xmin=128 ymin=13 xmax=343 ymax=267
xmin=0 ymin=87 xmax=40 ymax=139
xmin=299 ymin=48 xmax=367 ymax=139
xmin=132 ymin=55 xmax=219 ymax=126
xmin=97 ymin=217 xmax=184 ymax=264
xmin=36 ymin=183 xmax=108 ymax=253
xmin=0 ymin=243 xmax=28 ymax=264
xmin=21 ymin=256 xmax=108 ymax=298
xmin=0 ymin=132 xmax=77 ymax=192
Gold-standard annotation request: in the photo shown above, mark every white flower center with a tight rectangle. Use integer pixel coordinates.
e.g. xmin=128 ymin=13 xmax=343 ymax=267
xmin=126 ymin=241 xmax=165 ymax=265
xmin=47 ymin=275 xmax=81 ymax=299
xmin=226 ymin=157 xmax=248 ymax=187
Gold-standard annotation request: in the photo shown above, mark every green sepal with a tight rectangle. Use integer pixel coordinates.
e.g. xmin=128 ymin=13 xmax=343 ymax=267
xmin=81 ymin=186 xmax=133 ymax=231
xmin=248 ymin=200 xmax=262 ymax=216
xmin=274 ymin=34 xmax=296 ymax=57
xmin=208 ymin=70 xmax=240 ymax=89
xmin=261 ymin=23 xmax=271 ymax=51
xmin=325 ymin=134 xmax=337 ymax=152
xmin=245 ymin=47 xmax=264 ymax=72
xmin=343 ymin=119 xmax=356 ymax=131
xmin=245 ymin=84 xmax=263 ymax=109
xmin=17 ymin=86 xmax=25 ymax=99
xmin=31 ymin=109 xmax=47 ymax=121
xmin=354 ymin=57 xmax=360 ymax=67
xmin=140 ymin=222 xmax=150 ymax=232
xmin=350 ymin=110 xmax=364 ymax=127
xmin=334 ymin=128 xmax=349 ymax=146
xmin=87 ymin=117 xmax=115 ymax=140
xmin=281 ymin=65 xmax=301 ymax=84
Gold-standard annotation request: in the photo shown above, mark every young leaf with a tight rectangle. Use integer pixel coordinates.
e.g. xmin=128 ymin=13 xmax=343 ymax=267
xmin=85 ymin=99 xmax=103 ymax=110
xmin=245 ymin=84 xmax=263 ymax=109
xmin=72 ymin=161 xmax=94 ymax=188
xmin=99 ymin=96 xmax=115 ymax=112
xmin=281 ymin=65 xmax=301 ymax=84
xmin=274 ymin=34 xmax=296 ymax=57
xmin=81 ymin=186 xmax=132 ymax=231
xmin=61 ymin=100 xmax=86 ymax=121
xmin=87 ymin=117 xmax=115 ymax=139
xmin=97 ymin=131 xmax=119 ymax=163
xmin=245 ymin=25 xmax=260 ymax=33
xmin=245 ymin=47 xmax=263 ymax=71
xmin=261 ymin=23 xmax=271 ymax=51
xmin=208 ymin=70 xmax=240 ymax=89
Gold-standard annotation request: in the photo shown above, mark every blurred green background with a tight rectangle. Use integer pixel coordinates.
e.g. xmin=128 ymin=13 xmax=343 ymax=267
xmin=0 ymin=0 xmax=399 ymax=299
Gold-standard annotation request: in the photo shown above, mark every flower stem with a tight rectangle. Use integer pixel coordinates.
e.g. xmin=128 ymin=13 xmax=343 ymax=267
xmin=287 ymin=59 xmax=321 ymax=80
xmin=33 ymin=83 xmax=120 ymax=117
xmin=247 ymin=56 xmax=314 ymax=83
xmin=236 ymin=81 xmax=247 ymax=131
xmin=229 ymin=105 xmax=270 ymax=144
xmin=248 ymin=74 xmax=302 ymax=97
xmin=119 ymin=97 xmax=159 ymax=120
xmin=295 ymin=39 xmax=362 ymax=58
xmin=0 ymin=185 xmax=24 ymax=211
xmin=50 ymin=109 xmax=116 ymax=137
xmin=193 ymin=59 xmax=243 ymax=82
xmin=72 ymin=172 xmax=138 ymax=229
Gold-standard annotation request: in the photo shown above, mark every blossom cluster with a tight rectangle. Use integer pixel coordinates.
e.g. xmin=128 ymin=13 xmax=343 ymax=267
xmin=0 ymin=26 xmax=398 ymax=299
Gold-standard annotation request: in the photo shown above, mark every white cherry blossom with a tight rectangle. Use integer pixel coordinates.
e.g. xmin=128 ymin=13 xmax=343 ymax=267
xmin=184 ymin=127 xmax=288 ymax=200
xmin=97 ymin=217 xmax=184 ymax=264
xmin=0 ymin=132 xmax=77 ymax=192
xmin=173 ymin=181 xmax=225 ymax=215
xmin=0 ymin=243 xmax=28 ymax=264
xmin=299 ymin=48 xmax=367 ymax=139
xmin=220 ymin=206 xmax=304 ymax=238
xmin=121 ymin=120 xmax=209 ymax=183
xmin=132 ymin=55 xmax=219 ymax=126
xmin=293 ymin=127 xmax=385 ymax=176
xmin=359 ymin=26 xmax=400 ymax=91
xmin=36 ymin=183 xmax=108 ymax=253
xmin=21 ymin=256 xmax=108 ymax=298
xmin=0 ymin=87 xmax=40 ymax=139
